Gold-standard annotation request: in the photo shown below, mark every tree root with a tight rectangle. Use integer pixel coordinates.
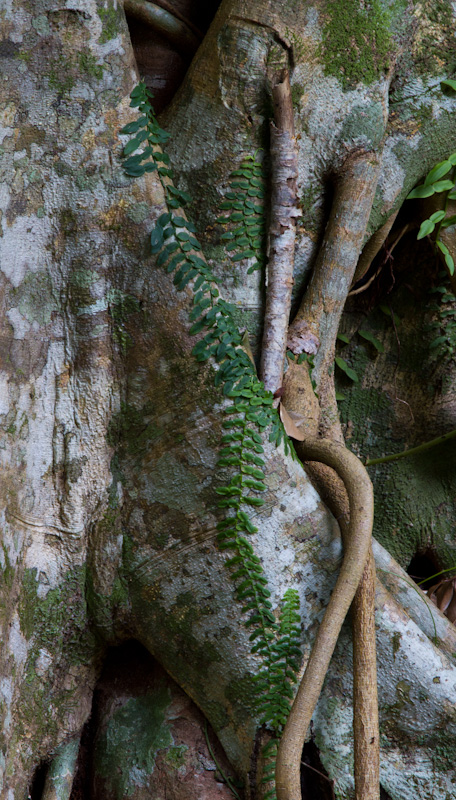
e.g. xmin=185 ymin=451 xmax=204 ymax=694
xmin=41 ymin=737 xmax=80 ymax=800
xmin=275 ymin=439 xmax=374 ymax=800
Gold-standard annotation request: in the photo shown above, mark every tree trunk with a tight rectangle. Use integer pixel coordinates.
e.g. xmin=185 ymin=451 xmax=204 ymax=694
xmin=2 ymin=1 xmax=456 ymax=798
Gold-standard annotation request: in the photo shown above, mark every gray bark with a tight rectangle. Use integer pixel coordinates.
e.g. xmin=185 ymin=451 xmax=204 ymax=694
xmin=2 ymin=0 xmax=456 ymax=798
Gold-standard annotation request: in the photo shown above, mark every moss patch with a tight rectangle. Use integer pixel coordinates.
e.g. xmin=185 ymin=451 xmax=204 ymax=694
xmin=94 ymin=689 xmax=172 ymax=798
xmin=321 ymin=0 xmax=392 ymax=88
xmin=98 ymin=4 xmax=123 ymax=44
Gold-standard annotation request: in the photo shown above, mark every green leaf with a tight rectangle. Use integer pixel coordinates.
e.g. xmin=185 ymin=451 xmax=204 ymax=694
xmin=189 ymin=317 xmax=208 ymax=335
xmin=425 ymin=160 xmax=453 ymax=186
xmin=123 ymin=129 xmax=148 ymax=156
xmin=446 ymin=253 xmax=455 ymax=276
xmin=123 ymin=163 xmax=146 ymax=177
xmin=119 ymin=119 xmax=144 ymax=136
xmin=430 ymin=335 xmax=448 ymax=349
xmin=243 ymin=496 xmax=265 ymax=507
xmin=335 ymin=356 xmax=358 ymax=382
xmin=358 ymin=329 xmax=384 ymax=352
xmin=417 ymin=218 xmax=435 ymax=239
xmin=379 ymin=304 xmax=400 ymax=325
xmin=441 ymin=215 xmax=456 ymax=228
xmin=407 ymin=184 xmax=435 ymax=199
xmin=232 ymin=250 xmax=256 ymax=261
xmin=150 ymin=227 xmax=164 ymax=253
xmin=337 ymin=333 xmax=350 ymax=344
xmin=441 ymin=79 xmax=456 ymax=95
xmin=432 ymin=180 xmax=455 ymax=193
xmin=436 ymin=240 xmax=450 ymax=256
xmin=429 ymin=210 xmax=446 ymax=224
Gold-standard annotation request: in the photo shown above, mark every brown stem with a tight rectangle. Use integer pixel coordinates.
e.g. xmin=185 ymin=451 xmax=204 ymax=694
xmin=276 ymin=439 xmax=374 ymax=800
xmin=300 ymin=461 xmax=379 ymax=800
xmin=260 ymin=69 xmax=300 ymax=394
xmin=285 ymin=151 xmax=382 ymax=433
xmin=280 ymin=146 xmax=384 ymax=800
xmin=352 ymin=551 xmax=379 ymax=800
xmin=350 ymin=210 xmax=399 ymax=290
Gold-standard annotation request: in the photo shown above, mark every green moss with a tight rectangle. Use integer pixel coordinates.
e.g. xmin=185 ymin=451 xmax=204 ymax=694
xmin=106 ymin=289 xmax=141 ymax=353
xmin=164 ymin=744 xmax=188 ymax=769
xmin=19 ymin=566 xmax=97 ymax=664
xmin=70 ymin=268 xmax=100 ymax=289
xmin=98 ymin=4 xmax=122 ymax=44
xmin=392 ymin=631 xmax=401 ymax=659
xmin=94 ymin=689 xmax=172 ymax=798
xmin=48 ymin=53 xmax=75 ymax=94
xmin=78 ymin=50 xmax=104 ymax=80
xmin=321 ymin=0 xmax=392 ymax=88
xmin=298 ymin=184 xmax=321 ymax=234
xmin=411 ymin=0 xmax=456 ymax=76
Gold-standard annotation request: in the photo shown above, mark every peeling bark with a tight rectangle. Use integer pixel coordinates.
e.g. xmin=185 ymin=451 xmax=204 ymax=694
xmin=260 ymin=69 xmax=299 ymax=395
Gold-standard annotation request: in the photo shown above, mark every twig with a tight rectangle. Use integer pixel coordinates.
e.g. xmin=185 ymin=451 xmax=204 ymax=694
xmin=365 ymin=427 xmax=456 ymax=466
xmin=301 ymin=759 xmax=337 ymax=796
xmin=204 ymin=721 xmax=242 ymax=800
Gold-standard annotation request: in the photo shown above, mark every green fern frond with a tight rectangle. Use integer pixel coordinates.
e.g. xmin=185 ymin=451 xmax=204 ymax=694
xmin=121 ymin=81 xmax=303 ymax=799
xmin=217 ymin=152 xmax=266 ymax=274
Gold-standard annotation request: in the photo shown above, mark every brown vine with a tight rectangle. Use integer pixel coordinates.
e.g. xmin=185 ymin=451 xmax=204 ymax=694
xmin=262 ymin=118 xmax=386 ymax=795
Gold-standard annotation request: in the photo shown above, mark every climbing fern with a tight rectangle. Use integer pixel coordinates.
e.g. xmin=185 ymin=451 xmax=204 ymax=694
xmin=216 ymin=153 xmax=266 ymax=274
xmin=120 ymin=81 xmax=301 ymax=796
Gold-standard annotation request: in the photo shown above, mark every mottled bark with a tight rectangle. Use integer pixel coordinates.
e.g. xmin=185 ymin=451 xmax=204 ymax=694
xmin=3 ymin=1 xmax=456 ymax=799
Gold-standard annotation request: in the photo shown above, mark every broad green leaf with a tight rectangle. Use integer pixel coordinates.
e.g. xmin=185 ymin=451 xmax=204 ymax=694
xmin=336 ymin=392 xmax=346 ymax=401
xmin=123 ymin=129 xmax=148 ymax=156
xmin=425 ymin=160 xmax=453 ymax=185
xmin=358 ymin=329 xmax=384 ymax=352
xmin=150 ymin=227 xmax=164 ymax=252
xmin=379 ymin=304 xmax=400 ymax=325
xmin=120 ymin=116 xmax=147 ymax=135
xmin=417 ymin=219 xmax=435 ymax=239
xmin=123 ymin=164 xmax=146 ymax=177
xmin=337 ymin=333 xmax=350 ymax=344
xmin=407 ymin=184 xmax=435 ymax=199
xmin=441 ymin=215 xmax=456 ymax=228
xmin=441 ymin=79 xmax=456 ymax=95
xmin=429 ymin=210 xmax=446 ymax=224
xmin=446 ymin=253 xmax=455 ymax=275
xmin=335 ymin=356 xmax=358 ymax=382
xmin=436 ymin=240 xmax=450 ymax=256
xmin=430 ymin=335 xmax=448 ymax=349
xmin=431 ymin=179 xmax=455 ymax=193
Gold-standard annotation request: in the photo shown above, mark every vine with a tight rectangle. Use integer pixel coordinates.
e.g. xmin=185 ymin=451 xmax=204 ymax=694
xmin=120 ymin=81 xmax=301 ymax=797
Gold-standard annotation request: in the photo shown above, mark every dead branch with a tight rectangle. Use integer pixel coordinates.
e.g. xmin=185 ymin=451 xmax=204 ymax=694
xmin=260 ymin=69 xmax=300 ymax=394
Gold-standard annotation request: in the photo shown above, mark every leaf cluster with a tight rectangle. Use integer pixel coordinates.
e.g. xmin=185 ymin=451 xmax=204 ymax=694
xmin=407 ymin=154 xmax=456 ymax=276
xmin=426 ymin=272 xmax=456 ymax=363
xmin=216 ymin=154 xmax=266 ymax=274
xmin=120 ymin=83 xmax=302 ymax=767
